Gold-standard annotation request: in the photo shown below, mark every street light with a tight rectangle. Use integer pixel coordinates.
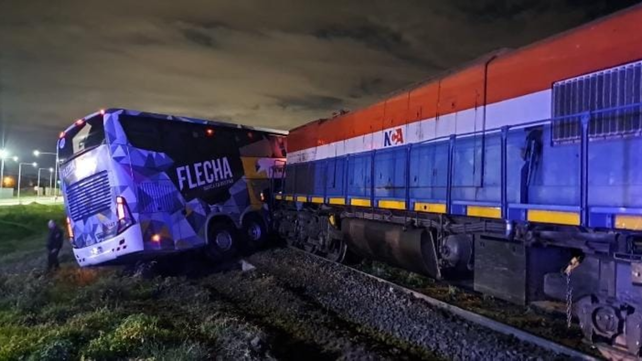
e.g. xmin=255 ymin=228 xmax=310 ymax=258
xmin=33 ymin=150 xmax=58 ymax=197
xmin=33 ymin=150 xmax=56 ymax=157
xmin=0 ymin=149 xmax=8 ymax=189
xmin=17 ymin=162 xmax=37 ymax=203
xmin=0 ymin=152 xmax=18 ymax=191
xmin=37 ymin=167 xmax=53 ymax=197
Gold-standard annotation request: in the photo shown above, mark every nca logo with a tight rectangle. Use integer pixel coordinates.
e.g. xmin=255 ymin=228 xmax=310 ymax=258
xmin=383 ymin=128 xmax=404 ymax=147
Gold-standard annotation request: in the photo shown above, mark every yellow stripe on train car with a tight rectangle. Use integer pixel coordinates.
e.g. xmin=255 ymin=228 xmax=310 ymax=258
xmin=310 ymin=197 xmax=324 ymax=204
xmin=378 ymin=200 xmax=406 ymax=210
xmin=350 ymin=198 xmax=371 ymax=207
xmin=296 ymin=196 xmax=308 ymax=203
xmin=274 ymin=194 xmax=283 ymax=200
xmin=527 ymin=210 xmax=580 ymax=226
xmin=285 ymin=195 xmax=294 ymax=201
xmin=615 ymin=215 xmax=642 ymax=231
xmin=467 ymin=206 xmax=502 ymax=219
xmin=414 ymin=202 xmax=446 ymax=214
xmin=328 ymin=197 xmax=346 ymax=205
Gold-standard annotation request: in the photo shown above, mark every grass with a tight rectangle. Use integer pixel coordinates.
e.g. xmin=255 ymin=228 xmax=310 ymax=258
xmin=0 ymin=204 xmax=66 ymax=256
xmin=0 ymin=269 xmax=217 ymax=360
xmin=0 ymin=204 xmax=262 ymax=361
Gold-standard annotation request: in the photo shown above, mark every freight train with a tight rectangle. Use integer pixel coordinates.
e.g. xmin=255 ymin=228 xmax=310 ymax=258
xmin=273 ymin=4 xmax=642 ymax=356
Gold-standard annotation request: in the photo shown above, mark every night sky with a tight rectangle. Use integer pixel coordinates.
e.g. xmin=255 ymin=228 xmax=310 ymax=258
xmin=0 ymin=0 xmax=639 ymax=169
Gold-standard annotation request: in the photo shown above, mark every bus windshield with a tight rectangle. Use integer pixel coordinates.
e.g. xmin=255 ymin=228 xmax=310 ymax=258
xmin=59 ymin=115 xmax=105 ymax=161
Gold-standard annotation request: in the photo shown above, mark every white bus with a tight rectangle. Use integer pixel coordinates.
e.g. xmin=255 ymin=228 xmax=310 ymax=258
xmin=59 ymin=108 xmax=286 ymax=266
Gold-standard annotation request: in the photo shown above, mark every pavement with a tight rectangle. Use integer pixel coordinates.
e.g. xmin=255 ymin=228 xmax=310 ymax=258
xmin=0 ymin=196 xmax=64 ymax=206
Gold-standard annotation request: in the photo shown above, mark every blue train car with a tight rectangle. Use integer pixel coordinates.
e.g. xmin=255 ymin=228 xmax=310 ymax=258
xmin=274 ymin=5 xmax=642 ymax=356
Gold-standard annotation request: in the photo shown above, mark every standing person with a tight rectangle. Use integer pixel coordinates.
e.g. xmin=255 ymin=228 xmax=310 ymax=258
xmin=46 ymin=220 xmax=63 ymax=271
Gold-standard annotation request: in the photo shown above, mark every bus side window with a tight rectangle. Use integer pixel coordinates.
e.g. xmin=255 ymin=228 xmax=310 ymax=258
xmin=162 ymin=122 xmax=193 ymax=160
xmin=120 ymin=116 xmax=164 ymax=152
xmin=192 ymin=124 xmax=213 ymax=156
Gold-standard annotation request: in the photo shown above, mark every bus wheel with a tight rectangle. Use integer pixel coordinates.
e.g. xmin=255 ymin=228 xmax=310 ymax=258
xmin=206 ymin=221 xmax=238 ymax=262
xmin=243 ymin=214 xmax=268 ymax=251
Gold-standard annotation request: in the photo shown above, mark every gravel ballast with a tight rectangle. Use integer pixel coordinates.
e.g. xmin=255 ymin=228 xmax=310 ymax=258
xmin=229 ymin=247 xmax=571 ymax=361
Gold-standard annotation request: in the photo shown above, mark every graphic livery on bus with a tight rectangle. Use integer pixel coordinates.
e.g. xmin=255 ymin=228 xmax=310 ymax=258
xmin=59 ymin=109 xmax=287 ymax=266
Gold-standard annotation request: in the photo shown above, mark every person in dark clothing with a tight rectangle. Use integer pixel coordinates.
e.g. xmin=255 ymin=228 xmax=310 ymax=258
xmin=46 ymin=220 xmax=64 ymax=271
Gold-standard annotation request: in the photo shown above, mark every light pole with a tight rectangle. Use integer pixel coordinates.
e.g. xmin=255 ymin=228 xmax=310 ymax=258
xmin=0 ymin=149 xmax=8 ymax=189
xmin=34 ymin=150 xmax=58 ymax=197
xmin=17 ymin=162 xmax=37 ymax=203
xmin=37 ymin=167 xmax=52 ymax=197
xmin=48 ymin=168 xmax=54 ymax=195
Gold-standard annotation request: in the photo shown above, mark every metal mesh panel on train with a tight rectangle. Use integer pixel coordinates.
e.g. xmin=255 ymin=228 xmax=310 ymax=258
xmin=552 ymin=61 xmax=642 ymax=143
xmin=67 ymin=171 xmax=111 ymax=221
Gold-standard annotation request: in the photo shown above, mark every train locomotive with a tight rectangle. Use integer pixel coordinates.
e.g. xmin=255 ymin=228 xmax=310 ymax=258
xmin=273 ymin=4 xmax=642 ymax=356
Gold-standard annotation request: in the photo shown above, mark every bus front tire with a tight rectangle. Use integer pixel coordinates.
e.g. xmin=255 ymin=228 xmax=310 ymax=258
xmin=206 ymin=221 xmax=238 ymax=262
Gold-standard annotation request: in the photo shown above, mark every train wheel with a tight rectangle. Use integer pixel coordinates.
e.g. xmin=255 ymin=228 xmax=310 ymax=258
xmin=303 ymin=239 xmax=318 ymax=254
xmin=325 ymin=237 xmax=348 ymax=263
xmin=293 ymin=218 xmax=308 ymax=248
xmin=206 ymin=221 xmax=238 ymax=262
xmin=286 ymin=233 xmax=299 ymax=247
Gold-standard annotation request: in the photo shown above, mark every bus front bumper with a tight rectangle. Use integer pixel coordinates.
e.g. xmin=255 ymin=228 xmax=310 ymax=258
xmin=72 ymin=224 xmax=144 ymax=267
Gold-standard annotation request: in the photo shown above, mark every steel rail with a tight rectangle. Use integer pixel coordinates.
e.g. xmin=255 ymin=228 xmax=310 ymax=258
xmin=287 ymin=246 xmax=600 ymax=361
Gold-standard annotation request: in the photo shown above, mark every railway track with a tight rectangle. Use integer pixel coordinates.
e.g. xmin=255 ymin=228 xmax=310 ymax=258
xmin=151 ymin=243 xmax=613 ymax=359
xmin=284 ymin=246 xmax=600 ymax=361
xmin=222 ymin=246 xmax=601 ymax=360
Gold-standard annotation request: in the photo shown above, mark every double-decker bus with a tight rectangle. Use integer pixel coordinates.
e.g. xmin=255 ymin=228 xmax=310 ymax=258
xmin=59 ymin=108 xmax=286 ymax=267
